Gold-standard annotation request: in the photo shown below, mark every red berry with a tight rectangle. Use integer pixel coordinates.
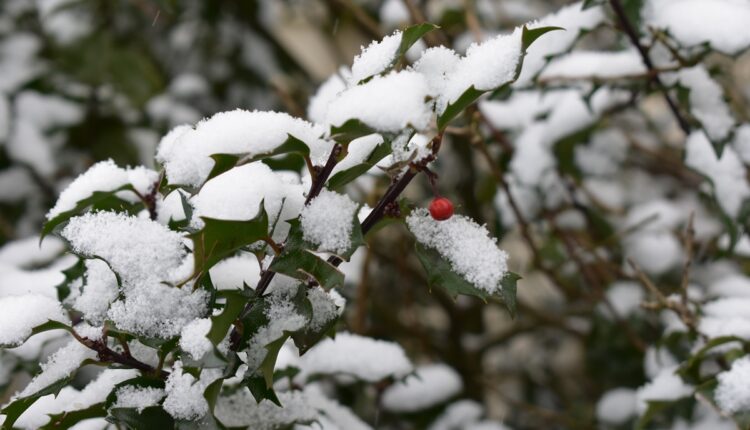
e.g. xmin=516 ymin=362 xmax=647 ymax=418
xmin=429 ymin=197 xmax=454 ymax=221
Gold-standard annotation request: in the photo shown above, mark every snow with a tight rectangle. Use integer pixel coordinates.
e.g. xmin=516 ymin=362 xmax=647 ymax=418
xmin=635 ymin=365 xmax=692 ymax=413
xmin=61 ymin=211 xmax=187 ymax=287
xmin=179 ymin=318 xmax=213 ymax=360
xmin=298 ymin=332 xmax=412 ymax=382
xmin=209 ymin=253 xmax=261 ymax=290
xmin=307 ymin=71 xmax=346 ymax=125
xmin=350 ymin=30 xmax=402 ymax=84
xmin=18 ymin=341 xmax=96 ymax=398
xmin=575 ymin=129 xmax=629 ymax=177
xmin=301 ymin=190 xmax=359 ymax=255
xmin=441 ymin=27 xmax=523 ymax=110
xmin=113 ymin=385 xmax=166 ymax=412
xmin=107 ymin=282 xmax=210 ymax=339
xmin=0 ymin=235 xmax=64 ymax=268
xmin=47 ymin=160 xmax=158 ymax=220
xmin=307 ymin=287 xmax=344 ymax=331
xmin=429 ymin=400 xmax=484 ymax=430
xmin=540 ymin=50 xmax=645 ymax=80
xmin=667 ymin=66 xmax=734 ymax=142
xmin=324 ymin=71 xmax=432 ymax=132
xmin=0 ymin=294 xmax=69 ymax=347
xmin=596 ymin=388 xmax=637 ymax=424
xmin=716 ymin=356 xmax=750 ymax=413
xmin=72 ymin=259 xmax=118 ymax=325
xmin=163 ymin=362 xmax=221 ymax=420
xmin=515 ymin=2 xmax=606 ymax=86
xmin=329 ymin=134 xmax=383 ymax=178
xmin=733 ymin=124 xmax=750 ymax=164
xmin=603 ymin=282 xmax=644 ymax=318
xmin=413 ymin=46 xmax=461 ymax=113
xmin=685 ymin=131 xmax=750 ymax=218
xmin=710 ymin=275 xmax=750 ymax=298
xmin=407 ymin=209 xmax=509 ymax=294
xmin=301 ymin=385 xmax=372 ymax=430
xmin=156 ymin=110 xmax=333 ymax=187
xmin=244 ymin=287 xmax=308 ymax=370
xmin=215 ymin=389 xmax=316 ymax=429
xmin=381 ymin=364 xmax=463 ymax=412
xmin=193 ymin=162 xmax=305 ymax=243
xmin=643 ymin=0 xmax=750 ymax=55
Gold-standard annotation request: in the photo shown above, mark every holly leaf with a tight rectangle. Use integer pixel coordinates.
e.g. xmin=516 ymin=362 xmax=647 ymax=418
xmin=330 ymin=119 xmax=375 ymax=143
xmin=54 ymin=258 xmax=86 ymax=302
xmin=500 ymin=272 xmax=521 ymax=318
xmin=189 ymin=203 xmax=269 ymax=278
xmin=207 ymin=291 xmax=246 ymax=345
xmin=436 ymin=25 xmax=563 ymax=130
xmin=205 ymin=134 xmax=311 ymax=182
xmin=327 ymin=139 xmax=392 ymax=191
xmin=397 ymin=23 xmax=439 ymax=58
xmin=42 ymin=403 xmax=106 ymax=429
xmin=107 ymin=407 xmax=175 ymax=429
xmin=414 ymin=243 xmax=491 ymax=301
xmin=42 ymin=185 xmax=141 ymax=239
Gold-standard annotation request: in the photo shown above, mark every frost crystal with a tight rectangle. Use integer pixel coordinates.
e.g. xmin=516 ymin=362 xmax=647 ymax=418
xmin=300 ymin=190 xmax=358 ymax=254
xmin=407 ymin=209 xmax=509 ymax=294
xmin=0 ymin=294 xmax=69 ymax=346
xmin=47 ymin=159 xmax=157 ymax=220
xmin=350 ymin=30 xmax=402 ymax=83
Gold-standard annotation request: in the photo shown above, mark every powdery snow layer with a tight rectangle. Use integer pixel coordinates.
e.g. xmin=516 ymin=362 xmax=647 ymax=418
xmin=716 ymin=356 xmax=750 ymax=413
xmin=18 ymin=341 xmax=96 ymax=398
xmin=193 ymin=162 xmax=305 ymax=243
xmin=163 ymin=362 xmax=221 ymax=421
xmin=156 ymin=110 xmax=333 ymax=187
xmin=428 ymin=400 xmax=484 ymax=430
xmin=300 ymin=190 xmax=359 ymax=254
xmin=0 ymin=235 xmax=64 ymax=268
xmin=329 ymin=133 xmax=384 ymax=178
xmin=47 ymin=159 xmax=158 ymax=220
xmin=107 ymin=282 xmax=209 ymax=339
xmin=406 ymin=209 xmax=509 ymax=294
xmin=350 ymin=30 xmax=402 ymax=83
xmin=325 ymin=71 xmax=432 ymax=132
xmin=685 ymin=131 xmax=750 ymax=218
xmin=72 ymin=259 xmax=118 ymax=325
xmin=381 ymin=364 xmax=463 ymax=413
xmin=643 ymin=0 xmax=750 ymax=55
xmin=112 ymin=385 xmax=166 ymax=412
xmin=179 ymin=318 xmax=213 ymax=360
xmin=61 ymin=211 xmax=187 ymax=287
xmin=215 ymin=389 xmax=317 ymax=429
xmin=298 ymin=332 xmax=412 ymax=382
xmin=0 ymin=294 xmax=69 ymax=346
xmin=539 ymin=50 xmax=645 ymax=80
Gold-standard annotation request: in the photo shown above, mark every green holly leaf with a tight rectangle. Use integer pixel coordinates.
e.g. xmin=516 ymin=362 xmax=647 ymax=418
xmin=327 ymin=139 xmax=392 ymax=191
xmin=107 ymin=407 xmax=175 ymax=430
xmin=42 ymin=185 xmax=141 ymax=239
xmin=41 ymin=403 xmax=106 ymax=429
xmin=437 ymin=25 xmax=563 ymax=131
xmin=189 ymin=203 xmax=269 ymax=279
xmin=54 ymin=258 xmax=86 ymax=302
xmin=207 ymin=291 xmax=246 ymax=346
xmin=205 ymin=134 xmax=311 ymax=182
xmin=500 ymin=272 xmax=521 ymax=318
xmin=414 ymin=243 xmax=492 ymax=301
xmin=292 ymin=316 xmax=338 ymax=355
xmin=330 ymin=119 xmax=376 ymax=143
xmin=397 ymin=23 xmax=439 ymax=59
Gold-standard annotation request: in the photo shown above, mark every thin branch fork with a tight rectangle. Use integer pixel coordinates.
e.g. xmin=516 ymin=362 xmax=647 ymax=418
xmin=608 ymin=0 xmax=692 ymax=135
xmin=70 ymin=328 xmax=169 ymax=379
